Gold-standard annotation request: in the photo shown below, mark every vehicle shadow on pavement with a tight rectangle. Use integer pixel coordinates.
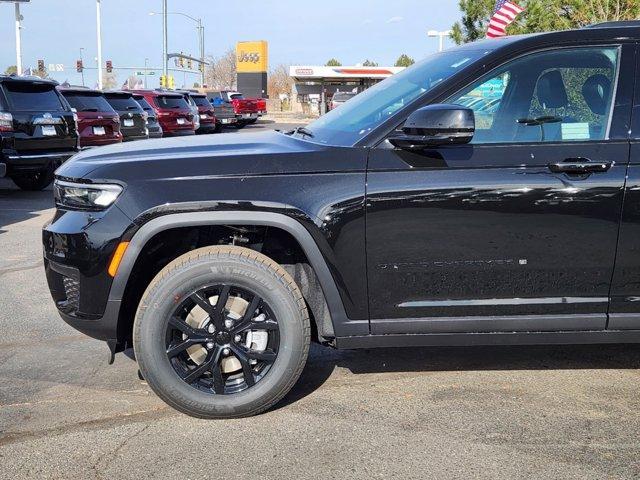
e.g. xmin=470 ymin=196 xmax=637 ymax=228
xmin=0 ymin=181 xmax=54 ymax=235
xmin=278 ymin=342 xmax=640 ymax=409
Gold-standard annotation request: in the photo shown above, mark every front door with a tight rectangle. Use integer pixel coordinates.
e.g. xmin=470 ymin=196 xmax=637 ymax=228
xmin=366 ymin=44 xmax=634 ymax=335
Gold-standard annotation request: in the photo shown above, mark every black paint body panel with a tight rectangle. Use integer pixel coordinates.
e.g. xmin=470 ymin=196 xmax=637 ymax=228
xmin=41 ymin=24 xmax=640 ymax=348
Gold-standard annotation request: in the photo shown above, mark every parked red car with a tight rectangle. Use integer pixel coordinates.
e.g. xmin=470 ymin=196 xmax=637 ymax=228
xmin=58 ymin=87 xmax=122 ymax=148
xmin=131 ymin=90 xmax=195 ymax=137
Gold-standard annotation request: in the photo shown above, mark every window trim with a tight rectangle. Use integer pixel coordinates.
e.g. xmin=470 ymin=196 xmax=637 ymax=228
xmin=445 ymin=45 xmax=622 ymax=145
xmin=376 ymin=44 xmax=627 ymax=149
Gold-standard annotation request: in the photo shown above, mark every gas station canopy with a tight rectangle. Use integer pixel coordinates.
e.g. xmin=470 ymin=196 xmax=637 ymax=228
xmin=290 ymin=65 xmax=404 ymax=83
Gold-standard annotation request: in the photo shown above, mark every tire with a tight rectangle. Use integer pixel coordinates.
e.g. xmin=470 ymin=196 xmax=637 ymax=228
xmin=247 ymin=118 xmax=258 ymax=125
xmin=234 ymin=121 xmax=247 ymax=129
xmin=213 ymin=123 xmax=223 ymax=133
xmin=11 ymin=167 xmax=54 ymax=191
xmin=133 ymin=245 xmax=310 ymax=419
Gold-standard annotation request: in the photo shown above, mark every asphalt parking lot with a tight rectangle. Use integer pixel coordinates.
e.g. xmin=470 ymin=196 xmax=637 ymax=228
xmin=1 ymin=121 xmax=640 ymax=479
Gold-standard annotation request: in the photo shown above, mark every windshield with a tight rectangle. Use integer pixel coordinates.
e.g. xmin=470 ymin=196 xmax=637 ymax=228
xmin=63 ymin=92 xmax=115 ymax=113
xmin=4 ymin=82 xmax=65 ymax=112
xmin=333 ymin=93 xmax=356 ymax=102
xmin=301 ymin=48 xmax=491 ymax=146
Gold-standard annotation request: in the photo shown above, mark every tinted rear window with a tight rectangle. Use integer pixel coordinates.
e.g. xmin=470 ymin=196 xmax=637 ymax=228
xmin=63 ymin=92 xmax=114 ymax=112
xmin=134 ymin=96 xmax=154 ymax=112
xmin=3 ymin=82 xmax=65 ymax=111
xmin=192 ymin=96 xmax=210 ymax=107
xmin=229 ymin=93 xmax=244 ymax=100
xmin=155 ymin=95 xmax=189 ymax=109
xmin=105 ymin=95 xmax=142 ymax=111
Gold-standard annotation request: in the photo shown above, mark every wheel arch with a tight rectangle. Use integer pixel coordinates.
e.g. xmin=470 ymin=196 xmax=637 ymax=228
xmin=109 ymin=211 xmax=363 ymax=340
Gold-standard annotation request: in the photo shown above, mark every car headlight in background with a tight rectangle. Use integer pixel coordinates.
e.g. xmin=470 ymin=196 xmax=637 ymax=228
xmin=54 ymin=180 xmax=123 ymax=210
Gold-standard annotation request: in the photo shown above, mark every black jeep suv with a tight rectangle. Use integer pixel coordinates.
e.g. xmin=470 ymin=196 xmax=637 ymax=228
xmin=44 ymin=21 xmax=640 ymax=418
xmin=1 ymin=75 xmax=79 ymax=190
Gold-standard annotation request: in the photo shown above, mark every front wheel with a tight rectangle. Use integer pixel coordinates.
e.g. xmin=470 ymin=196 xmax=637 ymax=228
xmin=11 ymin=167 xmax=54 ymax=191
xmin=133 ymin=246 xmax=310 ymax=419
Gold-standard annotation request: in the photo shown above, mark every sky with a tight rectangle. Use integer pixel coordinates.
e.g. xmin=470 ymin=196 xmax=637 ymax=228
xmin=0 ymin=0 xmax=462 ymax=88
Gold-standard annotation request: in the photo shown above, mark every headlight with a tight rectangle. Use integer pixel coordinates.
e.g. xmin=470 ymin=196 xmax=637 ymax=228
xmin=54 ymin=180 xmax=123 ymax=210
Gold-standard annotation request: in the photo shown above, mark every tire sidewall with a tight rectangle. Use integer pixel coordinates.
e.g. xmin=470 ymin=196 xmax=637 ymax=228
xmin=135 ymin=252 xmax=307 ymax=418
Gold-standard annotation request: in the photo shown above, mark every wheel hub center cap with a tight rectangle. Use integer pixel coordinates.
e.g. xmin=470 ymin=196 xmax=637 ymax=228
xmin=216 ymin=331 xmax=231 ymax=345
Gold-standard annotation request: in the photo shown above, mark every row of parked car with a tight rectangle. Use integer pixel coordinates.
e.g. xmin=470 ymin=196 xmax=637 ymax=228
xmin=0 ymin=74 xmax=266 ymax=190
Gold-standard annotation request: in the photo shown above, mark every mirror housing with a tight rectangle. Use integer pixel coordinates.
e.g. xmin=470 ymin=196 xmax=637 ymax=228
xmin=389 ymin=104 xmax=475 ymax=151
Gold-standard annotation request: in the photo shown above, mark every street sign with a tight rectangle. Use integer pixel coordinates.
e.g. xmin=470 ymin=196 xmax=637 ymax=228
xmin=48 ymin=64 xmax=64 ymax=72
xmin=135 ymin=71 xmax=156 ymax=76
xmin=0 ymin=1 xmax=31 ymax=3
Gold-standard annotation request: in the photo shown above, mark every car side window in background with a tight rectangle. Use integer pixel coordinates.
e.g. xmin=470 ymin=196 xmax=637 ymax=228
xmin=446 ymin=47 xmax=620 ymax=144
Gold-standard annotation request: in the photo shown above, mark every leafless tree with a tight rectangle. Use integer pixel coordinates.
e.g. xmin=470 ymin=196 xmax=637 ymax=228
xmin=205 ymin=48 xmax=237 ymax=90
xmin=267 ymin=64 xmax=293 ymax=98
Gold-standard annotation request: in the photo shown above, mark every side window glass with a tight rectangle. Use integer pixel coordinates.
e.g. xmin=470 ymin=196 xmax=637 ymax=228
xmin=446 ymin=47 xmax=620 ymax=144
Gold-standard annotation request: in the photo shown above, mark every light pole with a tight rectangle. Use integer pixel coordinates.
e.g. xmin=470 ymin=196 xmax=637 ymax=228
xmin=150 ymin=10 xmax=205 ymax=84
xmin=96 ymin=0 xmax=103 ymax=89
xmin=144 ymin=57 xmax=149 ymax=88
xmin=79 ymin=47 xmax=85 ymax=86
xmin=427 ymin=30 xmax=451 ymax=52
xmin=14 ymin=2 xmax=23 ymax=74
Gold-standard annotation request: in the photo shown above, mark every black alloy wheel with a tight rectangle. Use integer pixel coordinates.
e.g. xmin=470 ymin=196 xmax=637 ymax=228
xmin=166 ymin=284 xmax=280 ymax=395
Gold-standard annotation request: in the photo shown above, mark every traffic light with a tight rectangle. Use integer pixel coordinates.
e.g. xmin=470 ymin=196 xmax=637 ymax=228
xmin=76 ymin=60 xmax=84 ymax=73
xmin=159 ymin=75 xmax=166 ymax=88
xmin=106 ymin=60 xmax=113 ymax=73
xmin=167 ymin=75 xmax=175 ymax=89
xmin=199 ymin=62 xmax=204 ymax=73
xmin=187 ymin=59 xmax=192 ymax=70
xmin=179 ymin=56 xmax=184 ymax=68
xmin=37 ymin=59 xmax=45 ymax=73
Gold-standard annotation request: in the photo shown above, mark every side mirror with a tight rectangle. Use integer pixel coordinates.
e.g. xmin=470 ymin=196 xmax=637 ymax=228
xmin=388 ymin=104 xmax=475 ymax=151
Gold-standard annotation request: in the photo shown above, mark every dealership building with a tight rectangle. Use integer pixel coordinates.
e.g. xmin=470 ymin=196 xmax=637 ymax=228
xmin=289 ymin=65 xmax=404 ymax=115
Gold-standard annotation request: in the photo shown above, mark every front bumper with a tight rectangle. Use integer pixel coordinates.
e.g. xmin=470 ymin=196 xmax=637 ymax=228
xmin=43 ymin=204 xmax=133 ymax=344
xmin=2 ymin=150 xmax=77 ymax=177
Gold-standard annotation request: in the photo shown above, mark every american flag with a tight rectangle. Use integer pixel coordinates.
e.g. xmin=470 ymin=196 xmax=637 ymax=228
xmin=486 ymin=0 xmax=525 ymax=38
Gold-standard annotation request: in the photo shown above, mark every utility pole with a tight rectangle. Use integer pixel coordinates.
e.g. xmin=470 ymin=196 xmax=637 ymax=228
xmin=144 ymin=57 xmax=149 ymax=88
xmin=14 ymin=2 xmax=23 ymax=74
xmin=427 ymin=30 xmax=452 ymax=52
xmin=80 ymin=47 xmax=85 ymax=86
xmin=199 ymin=21 xmax=205 ymax=85
xmin=162 ymin=0 xmax=168 ymax=79
xmin=96 ymin=0 xmax=103 ymax=89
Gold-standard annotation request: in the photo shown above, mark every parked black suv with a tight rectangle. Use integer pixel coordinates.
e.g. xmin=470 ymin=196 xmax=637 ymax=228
xmin=44 ymin=22 xmax=640 ymax=419
xmin=132 ymin=94 xmax=163 ymax=139
xmin=103 ymin=91 xmax=148 ymax=142
xmin=1 ymin=76 xmax=78 ymax=190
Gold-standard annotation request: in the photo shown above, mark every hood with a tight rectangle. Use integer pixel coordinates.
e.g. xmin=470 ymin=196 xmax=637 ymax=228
xmin=55 ymin=130 xmax=357 ymax=181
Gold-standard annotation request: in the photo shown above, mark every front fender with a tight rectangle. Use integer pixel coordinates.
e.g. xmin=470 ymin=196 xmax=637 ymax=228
xmin=109 ymin=211 xmax=368 ymax=337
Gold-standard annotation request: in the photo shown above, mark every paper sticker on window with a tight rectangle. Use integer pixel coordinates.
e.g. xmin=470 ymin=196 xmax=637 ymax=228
xmin=561 ymin=123 xmax=590 ymax=140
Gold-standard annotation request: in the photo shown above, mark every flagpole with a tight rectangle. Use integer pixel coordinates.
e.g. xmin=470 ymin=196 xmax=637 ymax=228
xmin=14 ymin=2 xmax=23 ymax=75
xmin=96 ymin=0 xmax=103 ymax=89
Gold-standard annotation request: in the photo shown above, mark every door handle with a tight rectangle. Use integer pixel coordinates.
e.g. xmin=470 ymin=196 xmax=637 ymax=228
xmin=547 ymin=158 xmax=612 ymax=174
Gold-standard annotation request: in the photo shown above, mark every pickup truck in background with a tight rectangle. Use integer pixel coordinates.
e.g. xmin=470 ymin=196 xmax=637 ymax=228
xmin=206 ymin=92 xmax=238 ymax=131
xmin=209 ymin=91 xmax=259 ymax=128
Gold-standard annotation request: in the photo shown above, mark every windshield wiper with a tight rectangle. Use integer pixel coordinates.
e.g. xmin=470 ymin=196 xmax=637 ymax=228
xmin=292 ymin=126 xmax=314 ymax=138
